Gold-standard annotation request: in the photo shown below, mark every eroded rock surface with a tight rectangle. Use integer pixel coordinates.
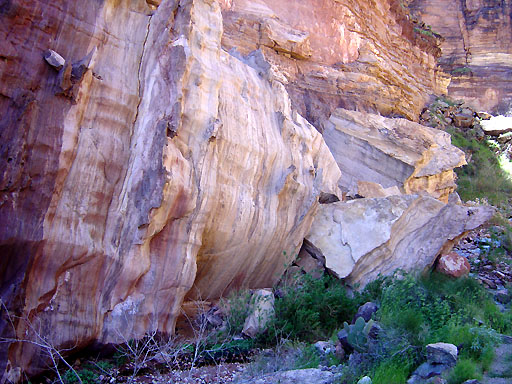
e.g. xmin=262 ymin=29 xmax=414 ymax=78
xmin=306 ymin=195 xmax=494 ymax=287
xmin=220 ymin=0 xmax=447 ymax=125
xmin=322 ymin=109 xmax=466 ymax=202
xmin=409 ymin=0 xmax=512 ymax=113
xmin=0 ymin=0 xmax=340 ymax=378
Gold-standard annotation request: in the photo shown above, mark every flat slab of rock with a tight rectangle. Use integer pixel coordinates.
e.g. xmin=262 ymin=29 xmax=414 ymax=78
xmin=427 ymin=343 xmax=458 ymax=367
xmin=481 ymin=116 xmax=512 ymax=136
xmin=241 ymin=368 xmax=339 ymax=384
xmin=306 ymin=195 xmax=494 ymax=287
xmin=322 ymin=109 xmax=466 ymax=202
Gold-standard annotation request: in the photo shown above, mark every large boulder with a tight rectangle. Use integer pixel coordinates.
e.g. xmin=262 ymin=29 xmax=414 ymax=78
xmin=322 ymin=109 xmax=466 ymax=202
xmin=306 ymin=195 xmax=494 ymax=287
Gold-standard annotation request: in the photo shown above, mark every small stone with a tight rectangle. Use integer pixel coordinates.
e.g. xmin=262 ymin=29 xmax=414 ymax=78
xmin=412 ymin=362 xmax=447 ymax=379
xmin=357 ymin=376 xmax=372 ymax=384
xmin=426 ymin=343 xmax=458 ymax=367
xmin=477 ymin=112 xmax=492 ymax=120
xmin=462 ymin=380 xmax=480 ymax=384
xmin=353 ymin=302 xmax=378 ymax=323
xmin=335 ymin=341 xmax=345 ymax=360
xmin=337 ymin=329 xmax=352 ymax=352
xmin=44 ymin=49 xmax=65 ymax=70
xmin=436 ymin=252 xmax=470 ymax=278
xmin=496 ymin=289 xmax=511 ymax=304
xmin=367 ymin=322 xmax=382 ymax=340
xmin=314 ymin=341 xmax=336 ymax=355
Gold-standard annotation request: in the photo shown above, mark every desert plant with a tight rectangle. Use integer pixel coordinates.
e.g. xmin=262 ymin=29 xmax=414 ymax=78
xmin=342 ymin=317 xmax=374 ymax=353
xmin=447 ymin=358 xmax=482 ymax=384
xmin=267 ymin=274 xmax=358 ymax=342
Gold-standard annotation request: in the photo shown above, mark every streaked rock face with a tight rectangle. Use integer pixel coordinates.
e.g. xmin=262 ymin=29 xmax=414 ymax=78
xmin=408 ymin=0 xmax=512 ymax=113
xmin=0 ymin=0 xmax=340 ymax=378
xmin=220 ymin=0 xmax=448 ymax=125
xmin=322 ymin=109 xmax=466 ymax=202
xmin=306 ymin=196 xmax=494 ymax=287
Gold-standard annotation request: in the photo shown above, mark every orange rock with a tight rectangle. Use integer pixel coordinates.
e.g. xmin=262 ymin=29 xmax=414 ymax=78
xmin=436 ymin=252 xmax=471 ymax=278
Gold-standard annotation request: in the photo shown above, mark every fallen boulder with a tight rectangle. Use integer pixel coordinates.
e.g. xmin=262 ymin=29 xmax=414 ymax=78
xmin=242 ymin=289 xmax=275 ymax=338
xmin=306 ymin=195 xmax=494 ymax=287
xmin=481 ymin=115 xmax=512 ymax=136
xmin=436 ymin=252 xmax=471 ymax=278
xmin=322 ymin=109 xmax=466 ymax=202
xmin=427 ymin=342 xmax=458 ymax=367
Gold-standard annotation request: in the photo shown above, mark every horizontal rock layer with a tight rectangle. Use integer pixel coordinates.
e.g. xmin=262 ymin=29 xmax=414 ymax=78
xmin=409 ymin=0 xmax=512 ymax=113
xmin=0 ymin=0 xmax=340 ymax=379
xmin=306 ymin=195 xmax=494 ymax=287
xmin=322 ymin=109 xmax=466 ymax=202
xmin=220 ymin=0 xmax=448 ymax=125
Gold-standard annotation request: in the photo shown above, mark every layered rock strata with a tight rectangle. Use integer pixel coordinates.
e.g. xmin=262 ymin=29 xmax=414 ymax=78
xmin=408 ymin=0 xmax=512 ymax=113
xmin=219 ymin=0 xmax=448 ymax=125
xmin=322 ymin=109 xmax=466 ymax=202
xmin=0 ymin=0 xmax=340 ymax=379
xmin=306 ymin=195 xmax=494 ymax=287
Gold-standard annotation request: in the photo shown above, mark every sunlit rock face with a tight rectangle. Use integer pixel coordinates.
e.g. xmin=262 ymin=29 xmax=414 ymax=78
xmin=0 ymin=0 xmax=340 ymax=379
xmin=322 ymin=109 xmax=466 ymax=202
xmin=408 ymin=0 xmax=512 ymax=113
xmin=219 ymin=0 xmax=448 ymax=126
xmin=306 ymin=196 xmax=494 ymax=288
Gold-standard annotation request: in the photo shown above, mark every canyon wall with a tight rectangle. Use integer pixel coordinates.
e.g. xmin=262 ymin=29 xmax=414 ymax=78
xmin=219 ymin=0 xmax=448 ymax=125
xmin=0 ymin=0 xmax=342 ymax=379
xmin=0 ymin=0 xmax=479 ymax=381
xmin=409 ymin=0 xmax=512 ymax=113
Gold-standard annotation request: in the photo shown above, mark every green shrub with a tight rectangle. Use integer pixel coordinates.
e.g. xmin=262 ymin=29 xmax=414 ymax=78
xmin=63 ymin=369 xmax=97 ymax=384
xmin=447 ymin=128 xmax=512 ymax=207
xmin=268 ymin=274 xmax=357 ymax=342
xmin=220 ymin=289 xmax=252 ymax=336
xmin=372 ymin=357 xmax=411 ymax=384
xmin=451 ymin=66 xmax=472 ymax=75
xmin=447 ymin=358 xmax=482 ymax=384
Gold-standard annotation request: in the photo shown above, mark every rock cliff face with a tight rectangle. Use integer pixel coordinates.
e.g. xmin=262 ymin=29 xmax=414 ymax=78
xmin=408 ymin=0 xmax=512 ymax=113
xmin=219 ymin=0 xmax=447 ymax=125
xmin=0 ymin=0 xmax=496 ymax=381
xmin=322 ymin=109 xmax=466 ymax=202
xmin=0 ymin=0 xmax=340 ymax=378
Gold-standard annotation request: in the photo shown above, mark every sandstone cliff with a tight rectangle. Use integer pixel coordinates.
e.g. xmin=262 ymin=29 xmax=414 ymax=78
xmin=0 ymin=0 xmax=493 ymax=381
xmin=1 ymin=0 xmax=341 ymax=378
xmin=409 ymin=0 xmax=512 ymax=113
xmin=220 ymin=0 xmax=447 ymax=125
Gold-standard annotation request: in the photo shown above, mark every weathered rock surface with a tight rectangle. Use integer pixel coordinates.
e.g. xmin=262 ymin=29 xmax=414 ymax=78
xmin=408 ymin=0 xmax=512 ymax=113
xmin=436 ymin=252 xmax=471 ymax=278
xmin=322 ymin=109 xmax=466 ymax=202
xmin=427 ymin=343 xmax=458 ymax=367
xmin=241 ymin=368 xmax=339 ymax=384
xmin=220 ymin=0 xmax=447 ymax=125
xmin=481 ymin=116 xmax=512 ymax=137
xmin=0 ymin=0 xmax=340 ymax=378
xmin=306 ymin=195 xmax=494 ymax=287
xmin=242 ymin=289 xmax=275 ymax=338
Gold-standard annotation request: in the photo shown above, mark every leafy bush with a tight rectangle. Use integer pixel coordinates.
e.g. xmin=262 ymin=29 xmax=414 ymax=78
xmin=267 ymin=274 xmax=358 ymax=342
xmin=372 ymin=357 xmax=411 ymax=384
xmin=447 ymin=358 xmax=482 ymax=384
xmin=220 ymin=289 xmax=252 ymax=336
xmin=63 ymin=368 xmax=97 ymax=384
xmin=447 ymin=128 xmax=512 ymax=207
